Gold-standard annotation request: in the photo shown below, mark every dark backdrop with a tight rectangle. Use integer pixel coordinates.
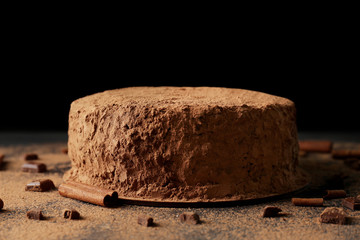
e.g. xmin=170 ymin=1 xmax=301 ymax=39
xmin=0 ymin=76 xmax=358 ymax=132
xmin=1 ymin=14 xmax=358 ymax=132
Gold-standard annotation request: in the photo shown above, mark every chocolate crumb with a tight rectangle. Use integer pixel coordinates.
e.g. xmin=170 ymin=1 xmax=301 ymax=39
xmin=320 ymin=207 xmax=347 ymax=225
xmin=298 ymin=150 xmax=308 ymax=157
xmin=262 ymin=206 xmax=282 ymax=217
xmin=179 ymin=212 xmax=200 ymax=225
xmin=61 ymin=148 xmax=68 ymax=154
xmin=64 ymin=209 xmax=80 ymax=220
xmin=137 ymin=214 xmax=154 ymax=227
xmin=24 ymin=153 xmax=39 ymax=161
xmin=25 ymin=179 xmax=55 ymax=192
xmin=27 ymin=209 xmax=45 ymax=220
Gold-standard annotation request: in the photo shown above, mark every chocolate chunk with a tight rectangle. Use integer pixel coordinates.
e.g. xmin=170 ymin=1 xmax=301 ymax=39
xmin=25 ymin=179 xmax=55 ymax=192
xmin=342 ymin=197 xmax=360 ymax=211
xmin=320 ymin=207 xmax=347 ymax=225
xmin=0 ymin=198 xmax=3 ymax=210
xmin=21 ymin=162 xmax=47 ymax=173
xmin=64 ymin=209 xmax=80 ymax=220
xmin=262 ymin=206 xmax=282 ymax=217
xmin=27 ymin=209 xmax=45 ymax=220
xmin=137 ymin=214 xmax=154 ymax=226
xmin=179 ymin=212 xmax=200 ymax=225
xmin=0 ymin=154 xmax=4 ymax=162
xmin=24 ymin=153 xmax=39 ymax=161
xmin=323 ymin=190 xmax=347 ymax=199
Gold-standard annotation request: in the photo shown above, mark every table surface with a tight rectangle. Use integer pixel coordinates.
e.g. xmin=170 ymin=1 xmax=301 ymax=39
xmin=0 ymin=132 xmax=359 ymax=240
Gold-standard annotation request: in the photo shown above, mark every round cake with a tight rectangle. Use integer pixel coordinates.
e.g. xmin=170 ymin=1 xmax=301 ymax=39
xmin=64 ymin=87 xmax=308 ymax=203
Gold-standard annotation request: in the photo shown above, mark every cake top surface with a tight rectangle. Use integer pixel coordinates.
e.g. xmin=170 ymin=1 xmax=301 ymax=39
xmin=73 ymin=87 xmax=293 ymax=109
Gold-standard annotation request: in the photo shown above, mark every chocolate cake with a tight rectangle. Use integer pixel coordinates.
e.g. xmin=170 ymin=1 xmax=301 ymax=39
xmin=64 ymin=87 xmax=308 ymax=203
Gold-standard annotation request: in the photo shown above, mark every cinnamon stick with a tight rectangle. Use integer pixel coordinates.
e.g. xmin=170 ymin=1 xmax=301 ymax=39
xmin=323 ymin=190 xmax=347 ymax=199
xmin=331 ymin=149 xmax=360 ymax=159
xmin=58 ymin=181 xmax=118 ymax=207
xmin=298 ymin=140 xmax=333 ymax=153
xmin=291 ymin=198 xmax=324 ymax=206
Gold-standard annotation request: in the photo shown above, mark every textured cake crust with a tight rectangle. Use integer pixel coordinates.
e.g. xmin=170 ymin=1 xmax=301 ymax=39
xmin=65 ymin=87 xmax=308 ymax=202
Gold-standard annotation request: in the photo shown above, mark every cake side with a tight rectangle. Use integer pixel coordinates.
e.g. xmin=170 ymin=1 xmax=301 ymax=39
xmin=65 ymin=87 xmax=307 ymax=202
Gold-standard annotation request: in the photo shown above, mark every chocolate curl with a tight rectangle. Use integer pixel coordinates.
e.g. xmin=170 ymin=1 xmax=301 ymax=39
xmin=58 ymin=181 xmax=118 ymax=207
xmin=323 ymin=190 xmax=347 ymax=199
xmin=291 ymin=198 xmax=324 ymax=206
xmin=298 ymin=141 xmax=333 ymax=153
xmin=331 ymin=149 xmax=360 ymax=159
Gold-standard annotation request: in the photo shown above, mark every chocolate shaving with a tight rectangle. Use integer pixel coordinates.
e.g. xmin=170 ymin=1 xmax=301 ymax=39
xmin=27 ymin=209 xmax=45 ymax=220
xmin=25 ymin=179 xmax=55 ymax=192
xmin=137 ymin=214 xmax=154 ymax=227
xmin=179 ymin=212 xmax=200 ymax=225
xmin=262 ymin=206 xmax=283 ymax=217
xmin=64 ymin=209 xmax=80 ymax=220
xmin=323 ymin=190 xmax=347 ymax=199
xmin=21 ymin=162 xmax=47 ymax=173
xmin=320 ymin=207 xmax=347 ymax=225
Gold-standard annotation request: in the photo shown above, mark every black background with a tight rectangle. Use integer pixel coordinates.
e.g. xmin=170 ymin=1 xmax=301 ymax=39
xmin=1 ymin=77 xmax=358 ymax=132
xmin=1 ymin=11 xmax=358 ymax=133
